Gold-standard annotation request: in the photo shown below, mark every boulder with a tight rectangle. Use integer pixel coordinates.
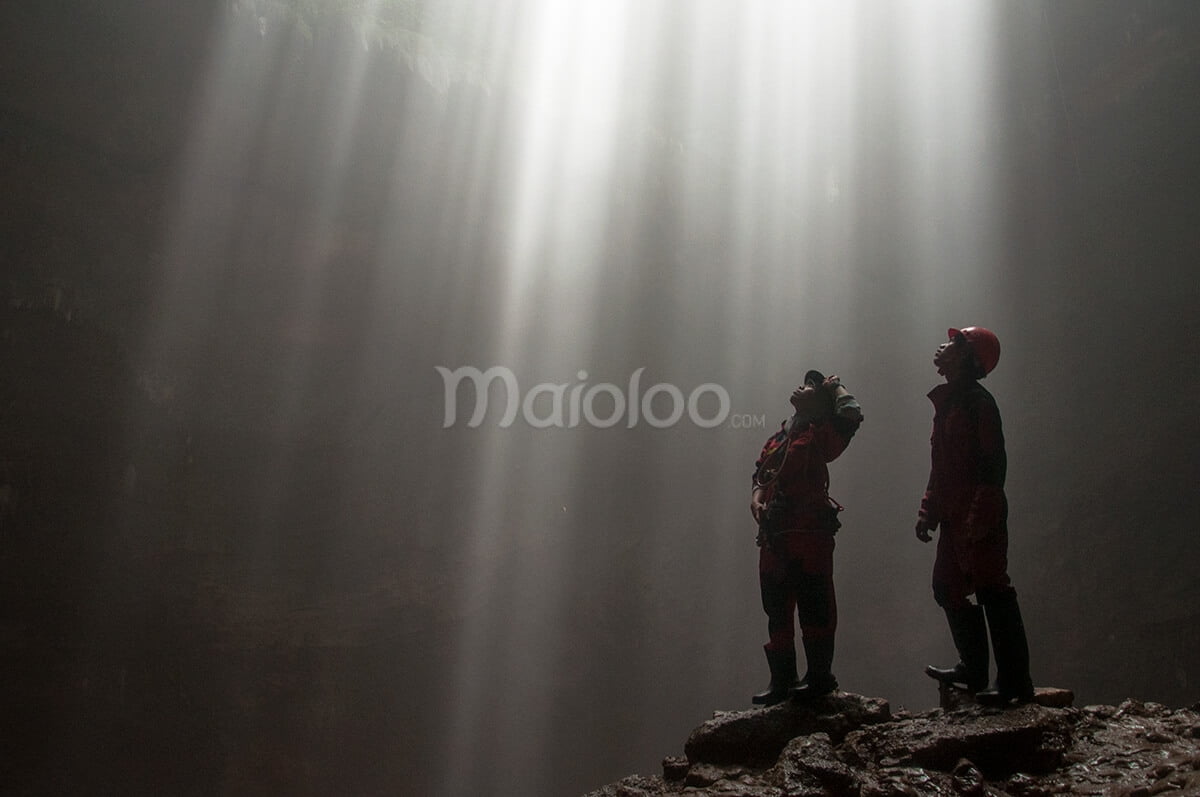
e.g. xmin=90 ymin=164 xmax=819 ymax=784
xmin=840 ymin=703 xmax=1074 ymax=778
xmin=683 ymin=691 xmax=891 ymax=768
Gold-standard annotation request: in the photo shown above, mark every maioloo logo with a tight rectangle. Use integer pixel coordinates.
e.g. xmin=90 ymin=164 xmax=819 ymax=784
xmin=436 ymin=366 xmax=731 ymax=429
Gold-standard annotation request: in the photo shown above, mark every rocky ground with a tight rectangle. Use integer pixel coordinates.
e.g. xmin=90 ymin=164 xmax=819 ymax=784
xmin=585 ymin=689 xmax=1200 ymax=796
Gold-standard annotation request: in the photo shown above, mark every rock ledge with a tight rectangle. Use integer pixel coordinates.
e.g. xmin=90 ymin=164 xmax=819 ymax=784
xmin=585 ymin=691 xmax=1200 ymax=796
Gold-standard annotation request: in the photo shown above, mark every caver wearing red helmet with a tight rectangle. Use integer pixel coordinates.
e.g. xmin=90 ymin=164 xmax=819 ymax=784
xmin=916 ymin=325 xmax=1035 ymax=706
xmin=947 ymin=326 xmax=1000 ymax=378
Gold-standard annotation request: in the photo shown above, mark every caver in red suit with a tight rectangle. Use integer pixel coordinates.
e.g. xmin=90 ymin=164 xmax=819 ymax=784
xmin=916 ymin=326 xmax=1034 ymax=706
xmin=749 ymin=370 xmax=862 ymax=706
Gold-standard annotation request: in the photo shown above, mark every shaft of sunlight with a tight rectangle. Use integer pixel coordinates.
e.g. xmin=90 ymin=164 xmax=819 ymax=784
xmin=426 ymin=3 xmax=1008 ymax=793
xmin=145 ymin=2 xmax=1011 ymax=794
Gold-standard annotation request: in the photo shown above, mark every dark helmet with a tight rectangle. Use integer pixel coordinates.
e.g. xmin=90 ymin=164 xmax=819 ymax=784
xmin=949 ymin=326 xmax=1000 ymax=376
xmin=800 ymin=369 xmax=835 ymax=415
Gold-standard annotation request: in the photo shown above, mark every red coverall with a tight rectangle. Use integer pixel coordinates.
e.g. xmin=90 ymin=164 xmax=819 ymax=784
xmin=919 ymin=379 xmax=1014 ymax=608
xmin=920 ymin=376 xmax=1034 ymax=702
xmin=755 ymin=407 xmax=861 ymax=651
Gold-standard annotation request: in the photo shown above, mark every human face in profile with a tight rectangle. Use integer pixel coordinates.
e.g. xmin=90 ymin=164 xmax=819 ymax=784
xmin=933 ymin=334 xmax=969 ymax=380
xmin=789 ymin=379 xmax=824 ymax=415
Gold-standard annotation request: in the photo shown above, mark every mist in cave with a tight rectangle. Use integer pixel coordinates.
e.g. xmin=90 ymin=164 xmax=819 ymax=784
xmin=1 ymin=1 xmax=1198 ymax=795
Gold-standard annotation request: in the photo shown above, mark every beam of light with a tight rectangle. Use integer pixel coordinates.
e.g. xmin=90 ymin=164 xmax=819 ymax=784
xmin=896 ymin=0 xmax=1005 ymax=326
xmin=426 ymin=3 xmax=656 ymax=791
xmin=141 ymin=1 xmax=1010 ymax=794
xmin=142 ymin=2 xmax=393 ymax=586
xmin=423 ymin=3 xmax=1008 ymax=793
xmin=139 ymin=6 xmax=309 ymax=573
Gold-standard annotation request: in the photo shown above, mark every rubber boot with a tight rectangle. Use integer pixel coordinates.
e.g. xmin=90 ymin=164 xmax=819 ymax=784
xmin=977 ymin=592 xmax=1034 ymax=706
xmin=925 ymin=604 xmax=990 ymax=692
xmin=790 ymin=636 xmax=837 ymax=700
xmin=752 ymin=646 xmax=798 ymax=706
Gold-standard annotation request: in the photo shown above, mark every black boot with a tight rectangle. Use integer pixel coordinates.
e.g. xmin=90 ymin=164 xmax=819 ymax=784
xmin=977 ymin=592 xmax=1034 ymax=706
xmin=790 ymin=637 xmax=837 ymax=699
xmin=926 ymin=604 xmax=990 ymax=692
xmin=752 ymin=646 xmax=798 ymax=706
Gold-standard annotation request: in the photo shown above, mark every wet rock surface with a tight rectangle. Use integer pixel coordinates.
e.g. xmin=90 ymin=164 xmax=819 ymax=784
xmin=683 ymin=693 xmax=892 ymax=767
xmin=584 ymin=692 xmax=1200 ymax=796
xmin=840 ymin=702 xmax=1072 ymax=779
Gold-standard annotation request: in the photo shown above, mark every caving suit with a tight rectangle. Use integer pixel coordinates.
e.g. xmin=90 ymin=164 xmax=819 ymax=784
xmin=920 ymin=378 xmax=1034 ymax=700
xmin=755 ymin=393 xmax=862 ymax=652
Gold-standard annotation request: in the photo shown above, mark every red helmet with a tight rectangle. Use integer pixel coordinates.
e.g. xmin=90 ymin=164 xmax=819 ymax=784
xmin=948 ymin=326 xmax=1000 ymax=376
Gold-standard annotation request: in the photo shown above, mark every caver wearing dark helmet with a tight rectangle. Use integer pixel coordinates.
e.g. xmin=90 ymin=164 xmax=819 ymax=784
xmin=749 ymin=369 xmax=863 ymax=706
